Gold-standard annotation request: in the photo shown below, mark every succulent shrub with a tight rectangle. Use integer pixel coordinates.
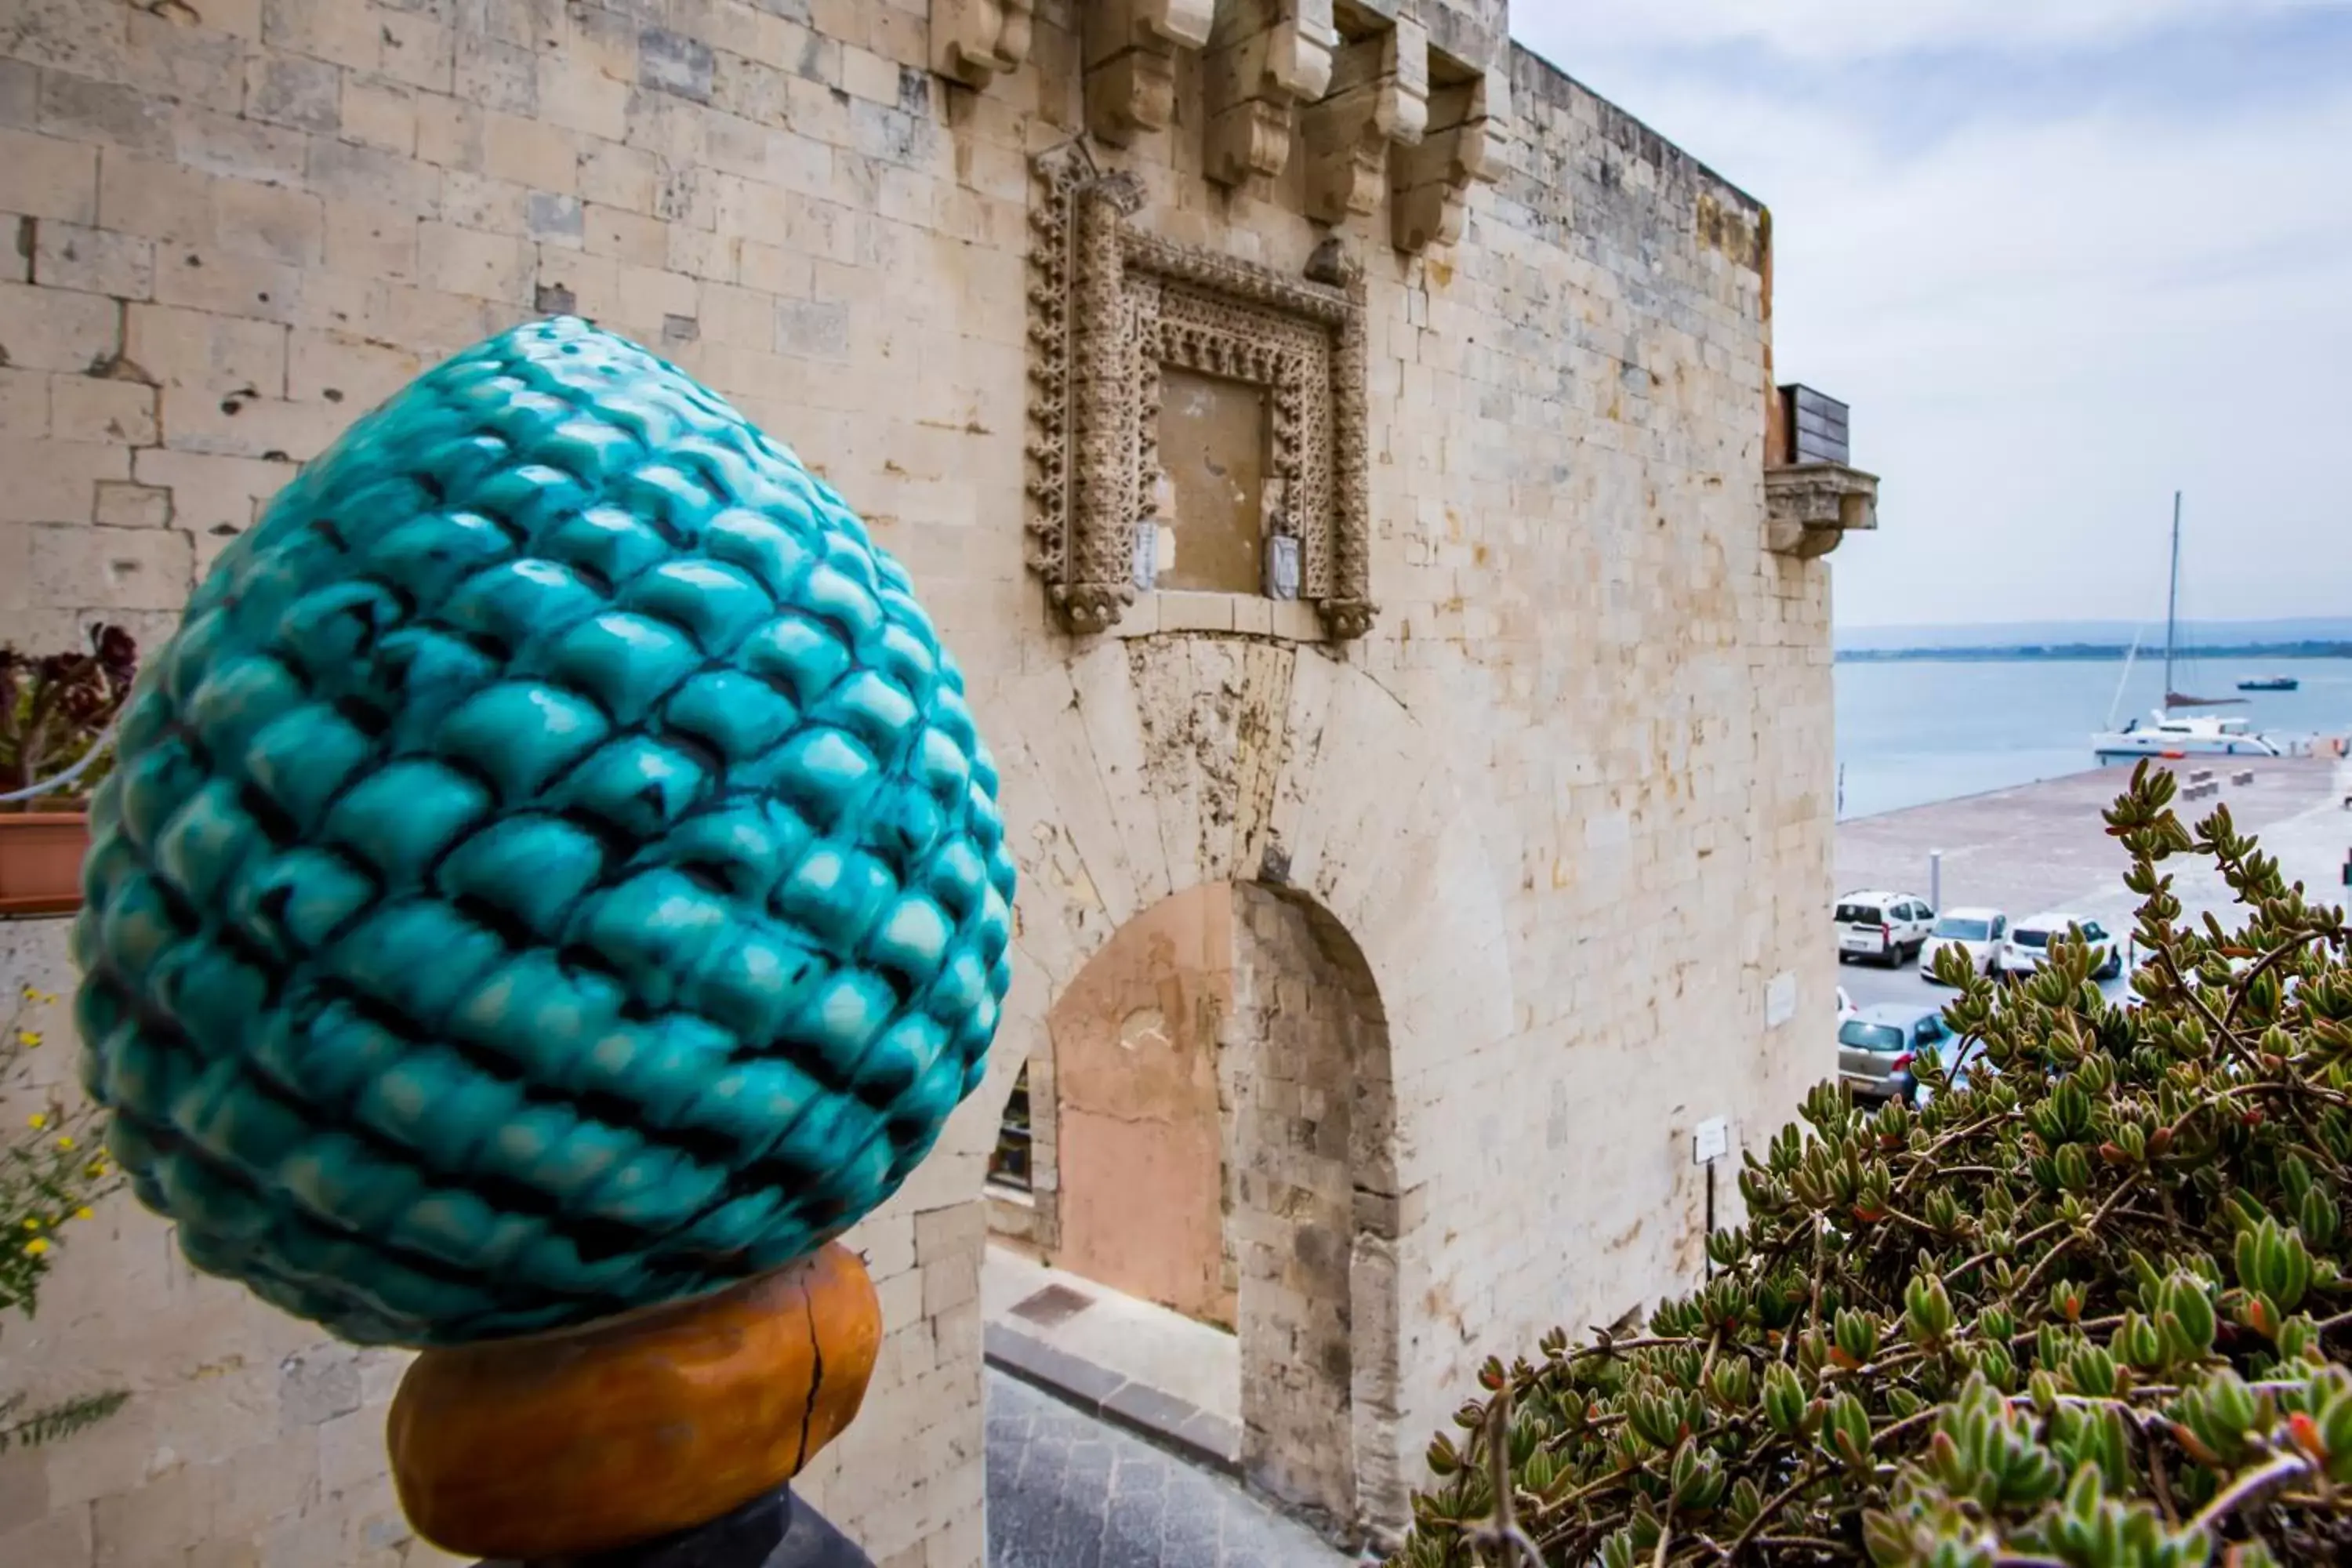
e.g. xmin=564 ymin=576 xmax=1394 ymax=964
xmin=1396 ymin=765 xmax=2352 ymax=1567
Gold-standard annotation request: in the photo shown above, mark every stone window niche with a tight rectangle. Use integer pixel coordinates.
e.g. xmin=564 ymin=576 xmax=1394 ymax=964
xmin=1026 ymin=143 xmax=1375 ymax=641
xmin=1154 ymin=367 xmax=1270 ymax=596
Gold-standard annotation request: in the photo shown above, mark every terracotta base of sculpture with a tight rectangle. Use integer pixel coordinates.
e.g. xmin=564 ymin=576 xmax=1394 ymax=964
xmin=390 ymin=1244 xmax=882 ymax=1563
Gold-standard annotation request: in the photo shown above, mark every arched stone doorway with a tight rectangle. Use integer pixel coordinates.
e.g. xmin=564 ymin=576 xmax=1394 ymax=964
xmin=1011 ymin=877 xmax=1396 ymax=1534
xmin=1050 ymin=884 xmax=1236 ymax=1329
xmin=956 ymin=634 xmax=1520 ymax=1544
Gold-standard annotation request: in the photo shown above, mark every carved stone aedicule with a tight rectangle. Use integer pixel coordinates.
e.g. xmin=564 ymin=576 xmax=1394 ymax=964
xmin=1028 ymin=145 xmax=1374 ymax=639
xmin=1765 ymin=462 xmax=1881 ymax=559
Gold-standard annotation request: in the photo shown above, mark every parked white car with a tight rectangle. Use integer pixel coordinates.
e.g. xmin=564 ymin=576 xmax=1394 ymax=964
xmin=1835 ymin=890 xmax=1936 ymax=967
xmin=1919 ymin=907 xmax=2009 ymax=983
xmin=1999 ymin=912 xmax=2125 ymax=980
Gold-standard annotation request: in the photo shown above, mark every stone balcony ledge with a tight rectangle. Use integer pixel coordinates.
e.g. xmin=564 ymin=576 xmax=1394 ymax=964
xmin=1765 ymin=461 xmax=1880 ymax=558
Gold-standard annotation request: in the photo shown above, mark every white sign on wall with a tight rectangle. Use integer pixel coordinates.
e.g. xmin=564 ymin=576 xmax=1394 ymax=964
xmin=1766 ymin=971 xmax=1798 ymax=1029
xmin=1693 ymin=1117 xmax=1730 ymax=1165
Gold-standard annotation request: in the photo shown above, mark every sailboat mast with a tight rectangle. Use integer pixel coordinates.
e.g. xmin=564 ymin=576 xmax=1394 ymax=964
xmin=2107 ymin=629 xmax=2140 ymax=731
xmin=2163 ymin=491 xmax=2182 ymax=713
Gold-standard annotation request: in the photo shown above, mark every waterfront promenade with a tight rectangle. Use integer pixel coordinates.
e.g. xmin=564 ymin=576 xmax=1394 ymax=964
xmin=1836 ymin=756 xmax=2349 ymax=1012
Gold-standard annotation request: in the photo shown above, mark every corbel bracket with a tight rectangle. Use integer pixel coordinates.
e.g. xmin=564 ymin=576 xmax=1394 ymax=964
xmin=1765 ymin=463 xmax=1880 ymax=558
xmin=931 ymin=0 xmax=1036 ymax=89
xmin=1302 ymin=17 xmax=1428 ymax=223
xmin=1391 ymin=61 xmax=1508 ymax=252
xmin=1203 ymin=1 xmax=1340 ymax=187
xmin=1086 ymin=0 xmax=1218 ymax=146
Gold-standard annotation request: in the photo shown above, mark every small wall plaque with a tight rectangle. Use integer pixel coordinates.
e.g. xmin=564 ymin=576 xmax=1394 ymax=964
xmin=1693 ymin=1117 xmax=1730 ymax=1166
xmin=1132 ymin=519 xmax=1159 ymax=591
xmin=1265 ymin=534 xmax=1301 ymax=601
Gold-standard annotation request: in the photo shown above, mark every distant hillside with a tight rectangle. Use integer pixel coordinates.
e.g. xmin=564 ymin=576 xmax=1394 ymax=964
xmin=1837 ymin=618 xmax=2352 ymax=654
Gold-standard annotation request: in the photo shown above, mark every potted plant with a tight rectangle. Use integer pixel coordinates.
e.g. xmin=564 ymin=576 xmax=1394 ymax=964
xmin=0 ymin=625 xmax=136 ymax=918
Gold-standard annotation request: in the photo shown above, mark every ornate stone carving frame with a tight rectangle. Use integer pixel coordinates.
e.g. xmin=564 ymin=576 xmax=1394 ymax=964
xmin=1028 ymin=143 xmax=1374 ymax=639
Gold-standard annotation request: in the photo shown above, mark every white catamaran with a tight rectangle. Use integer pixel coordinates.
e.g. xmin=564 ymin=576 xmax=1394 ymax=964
xmin=2090 ymin=494 xmax=2280 ymax=764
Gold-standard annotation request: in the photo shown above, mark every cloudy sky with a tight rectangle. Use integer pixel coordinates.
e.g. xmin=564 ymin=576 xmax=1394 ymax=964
xmin=1507 ymin=1 xmax=2352 ymax=630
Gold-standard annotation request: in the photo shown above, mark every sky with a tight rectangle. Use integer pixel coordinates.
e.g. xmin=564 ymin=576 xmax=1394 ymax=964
xmin=1505 ymin=1 xmax=2352 ymax=630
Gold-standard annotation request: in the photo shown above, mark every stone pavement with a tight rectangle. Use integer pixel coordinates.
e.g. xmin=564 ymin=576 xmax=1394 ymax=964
xmin=1837 ymin=756 xmax=2340 ymax=925
xmin=985 ymin=1370 xmax=1353 ymax=1568
xmin=982 ymin=1245 xmax=1243 ymax=1468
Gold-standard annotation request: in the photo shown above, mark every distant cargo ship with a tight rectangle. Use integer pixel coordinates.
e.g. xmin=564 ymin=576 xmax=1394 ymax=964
xmin=2238 ymin=675 xmax=2300 ymax=691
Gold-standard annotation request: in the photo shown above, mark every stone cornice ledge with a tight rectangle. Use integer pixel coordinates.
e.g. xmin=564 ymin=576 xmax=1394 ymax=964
xmin=1765 ymin=462 xmax=1879 ymax=558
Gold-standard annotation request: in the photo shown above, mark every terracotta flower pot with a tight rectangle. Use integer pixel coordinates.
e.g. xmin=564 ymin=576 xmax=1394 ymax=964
xmin=0 ymin=811 xmax=90 ymax=917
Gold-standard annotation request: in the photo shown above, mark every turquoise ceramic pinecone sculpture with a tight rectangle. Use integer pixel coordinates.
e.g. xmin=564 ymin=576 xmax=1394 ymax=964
xmin=71 ymin=318 xmax=1016 ymax=1347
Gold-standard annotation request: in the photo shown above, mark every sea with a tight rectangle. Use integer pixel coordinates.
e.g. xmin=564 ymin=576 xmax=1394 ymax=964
xmin=1834 ymin=655 xmax=2352 ymax=821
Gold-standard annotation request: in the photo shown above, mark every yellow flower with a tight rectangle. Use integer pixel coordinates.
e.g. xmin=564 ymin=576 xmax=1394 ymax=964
xmin=22 ymin=1218 xmax=40 ymax=1230
xmin=16 ymin=1029 xmax=40 ymax=1048
xmin=74 ymin=1207 xmax=93 ymax=1221
xmin=56 ymin=1136 xmax=75 ymax=1151
xmin=24 ymin=1238 xmax=49 ymax=1255
xmin=27 ymin=1113 xmax=47 ymax=1131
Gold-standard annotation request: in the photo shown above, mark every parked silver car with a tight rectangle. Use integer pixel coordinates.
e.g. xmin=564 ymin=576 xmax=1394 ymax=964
xmin=1838 ymin=1003 xmax=1955 ymax=1103
xmin=1895 ymin=1047 xmax=1987 ymax=1107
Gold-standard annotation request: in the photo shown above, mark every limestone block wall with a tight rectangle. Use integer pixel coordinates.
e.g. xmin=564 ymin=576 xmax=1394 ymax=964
xmin=0 ymin=4 xmax=1015 ymax=1564
xmin=985 ymin=25 xmax=1831 ymax=1541
xmin=0 ymin=920 xmax=457 ymax=1568
xmin=1222 ymin=884 xmax=1393 ymax=1531
xmin=0 ymin=0 xmax=1835 ymax=1563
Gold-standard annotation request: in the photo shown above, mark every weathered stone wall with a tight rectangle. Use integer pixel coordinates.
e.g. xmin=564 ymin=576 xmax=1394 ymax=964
xmin=1 ymin=920 xmax=452 ymax=1568
xmin=0 ymin=1 xmax=1832 ymax=1563
xmin=1224 ymin=884 xmax=1392 ymax=1531
xmin=1046 ymin=884 xmax=1232 ymax=1326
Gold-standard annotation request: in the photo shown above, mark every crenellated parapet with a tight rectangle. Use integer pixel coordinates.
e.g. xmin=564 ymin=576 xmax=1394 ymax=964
xmin=938 ymin=0 xmax=1508 ymax=253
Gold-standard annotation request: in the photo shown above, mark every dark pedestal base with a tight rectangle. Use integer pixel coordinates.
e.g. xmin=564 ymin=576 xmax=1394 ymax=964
xmin=474 ymin=1486 xmax=874 ymax=1568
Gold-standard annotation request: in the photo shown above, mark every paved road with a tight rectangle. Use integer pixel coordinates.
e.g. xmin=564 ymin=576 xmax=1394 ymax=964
xmin=1836 ymin=758 xmax=2347 ymax=1024
xmin=1838 ymin=954 xmax=2133 ymax=1014
xmin=986 ymin=1370 xmax=1353 ymax=1568
xmin=1838 ymin=756 xmax=2352 ymax=1025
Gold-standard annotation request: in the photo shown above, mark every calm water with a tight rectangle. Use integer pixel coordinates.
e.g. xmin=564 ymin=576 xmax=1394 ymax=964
xmin=1835 ymin=655 xmax=2352 ymax=819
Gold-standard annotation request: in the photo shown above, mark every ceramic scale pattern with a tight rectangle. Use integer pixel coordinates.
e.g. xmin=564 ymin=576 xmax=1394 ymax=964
xmin=68 ymin=318 xmax=1017 ymax=1348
